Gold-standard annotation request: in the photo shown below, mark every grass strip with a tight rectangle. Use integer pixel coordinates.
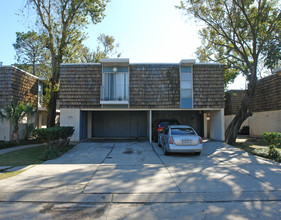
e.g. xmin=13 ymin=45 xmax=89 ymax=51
xmin=0 ymin=145 xmax=75 ymax=180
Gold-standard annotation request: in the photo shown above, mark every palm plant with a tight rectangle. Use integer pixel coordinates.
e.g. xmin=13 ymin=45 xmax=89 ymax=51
xmin=0 ymin=102 xmax=35 ymax=142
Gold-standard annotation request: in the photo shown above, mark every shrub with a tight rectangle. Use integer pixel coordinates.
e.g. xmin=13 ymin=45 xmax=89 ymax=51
xmin=33 ymin=126 xmax=74 ymax=160
xmin=33 ymin=126 xmax=74 ymax=146
xmin=25 ymin=123 xmax=34 ymax=140
xmin=262 ymin=132 xmax=281 ymax=160
xmin=263 ymin=132 xmax=281 ymax=148
xmin=239 ymin=126 xmax=249 ymax=135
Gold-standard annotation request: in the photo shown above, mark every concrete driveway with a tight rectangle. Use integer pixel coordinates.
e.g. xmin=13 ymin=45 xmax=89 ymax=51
xmin=0 ymin=140 xmax=281 ymax=219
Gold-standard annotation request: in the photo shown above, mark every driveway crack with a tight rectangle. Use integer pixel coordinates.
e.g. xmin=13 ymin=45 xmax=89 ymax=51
xmin=81 ymin=143 xmax=115 ymax=193
xmin=150 ymin=143 xmax=182 ymax=193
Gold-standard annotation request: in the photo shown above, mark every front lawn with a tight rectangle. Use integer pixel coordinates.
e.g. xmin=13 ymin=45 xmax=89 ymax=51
xmin=234 ymin=136 xmax=281 ymax=162
xmin=0 ymin=144 xmax=75 ymax=180
xmin=0 ymin=146 xmax=45 ymax=167
xmin=0 ymin=139 xmax=44 ymax=150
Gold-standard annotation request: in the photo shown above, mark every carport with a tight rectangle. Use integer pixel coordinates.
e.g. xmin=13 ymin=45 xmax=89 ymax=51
xmin=80 ymin=110 xmax=149 ymax=140
xmin=77 ymin=109 xmax=224 ymax=142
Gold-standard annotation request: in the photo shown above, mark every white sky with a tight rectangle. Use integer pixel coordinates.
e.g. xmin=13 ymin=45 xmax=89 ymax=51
xmin=0 ymin=0 xmax=245 ymax=89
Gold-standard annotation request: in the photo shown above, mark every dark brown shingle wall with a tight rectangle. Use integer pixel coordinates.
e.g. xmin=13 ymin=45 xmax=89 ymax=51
xmin=0 ymin=67 xmax=12 ymax=107
xmin=224 ymin=90 xmax=245 ymax=115
xmin=59 ymin=63 xmax=224 ymax=109
xmin=60 ymin=64 xmax=102 ymax=108
xmin=129 ymin=64 xmax=180 ymax=108
xmin=225 ymin=71 xmax=281 ymax=115
xmin=250 ymin=72 xmax=281 ymax=112
xmin=0 ymin=66 xmax=38 ymax=108
xmin=193 ymin=65 xmax=225 ymax=109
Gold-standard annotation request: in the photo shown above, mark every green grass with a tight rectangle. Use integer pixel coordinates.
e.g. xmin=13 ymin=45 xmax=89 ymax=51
xmin=0 ymin=146 xmax=45 ymax=166
xmin=0 ymin=144 xmax=75 ymax=180
xmin=0 ymin=139 xmax=43 ymax=150
xmin=234 ymin=136 xmax=281 ymax=162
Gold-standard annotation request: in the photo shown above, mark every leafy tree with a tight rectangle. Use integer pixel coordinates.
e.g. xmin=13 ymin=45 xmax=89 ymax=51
xmin=263 ymin=29 xmax=281 ymax=70
xmin=26 ymin=0 xmax=108 ymax=127
xmin=178 ymin=0 xmax=281 ymax=144
xmin=77 ymin=34 xmax=121 ymax=63
xmin=13 ymin=31 xmax=49 ymax=76
xmin=0 ymin=102 xmax=35 ymax=142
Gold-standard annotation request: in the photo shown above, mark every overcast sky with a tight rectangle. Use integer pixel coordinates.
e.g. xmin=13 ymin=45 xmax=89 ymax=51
xmin=0 ymin=0 xmax=245 ymax=89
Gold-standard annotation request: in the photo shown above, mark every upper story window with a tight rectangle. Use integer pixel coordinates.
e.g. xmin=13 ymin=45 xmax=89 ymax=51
xmin=180 ymin=66 xmax=193 ymax=109
xmin=101 ymin=66 xmax=129 ymax=104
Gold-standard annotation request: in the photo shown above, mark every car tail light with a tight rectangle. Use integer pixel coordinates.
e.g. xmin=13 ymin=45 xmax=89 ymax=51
xmin=199 ymin=137 xmax=202 ymax=144
xmin=157 ymin=126 xmax=165 ymax=132
xmin=169 ymin=137 xmax=174 ymax=144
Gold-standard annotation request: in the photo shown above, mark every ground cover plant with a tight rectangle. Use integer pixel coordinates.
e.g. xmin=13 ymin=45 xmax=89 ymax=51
xmin=235 ymin=133 xmax=281 ymax=162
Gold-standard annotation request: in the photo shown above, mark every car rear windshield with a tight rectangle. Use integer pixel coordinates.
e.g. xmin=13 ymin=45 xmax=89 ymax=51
xmin=171 ymin=128 xmax=195 ymax=135
xmin=159 ymin=121 xmax=178 ymax=126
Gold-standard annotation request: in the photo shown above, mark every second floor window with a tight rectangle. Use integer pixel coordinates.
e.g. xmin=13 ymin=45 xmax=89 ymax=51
xmin=101 ymin=66 xmax=129 ymax=101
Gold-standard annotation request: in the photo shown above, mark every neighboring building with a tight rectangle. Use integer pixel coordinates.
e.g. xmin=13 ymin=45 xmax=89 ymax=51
xmin=60 ymin=58 xmax=225 ymax=142
xmin=0 ymin=65 xmax=56 ymax=141
xmin=0 ymin=66 xmax=38 ymax=141
xmin=225 ymin=69 xmax=281 ymax=136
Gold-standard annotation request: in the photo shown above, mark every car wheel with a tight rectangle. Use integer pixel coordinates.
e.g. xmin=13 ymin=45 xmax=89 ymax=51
xmin=195 ymin=152 xmax=201 ymax=155
xmin=158 ymin=141 xmax=161 ymax=147
xmin=163 ymin=145 xmax=170 ymax=155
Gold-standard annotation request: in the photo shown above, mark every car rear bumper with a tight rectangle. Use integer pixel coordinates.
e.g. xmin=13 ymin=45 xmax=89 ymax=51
xmin=167 ymin=143 xmax=203 ymax=153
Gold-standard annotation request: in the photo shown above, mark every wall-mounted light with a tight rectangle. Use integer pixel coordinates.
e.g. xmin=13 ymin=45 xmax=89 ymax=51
xmin=113 ymin=67 xmax=118 ymax=72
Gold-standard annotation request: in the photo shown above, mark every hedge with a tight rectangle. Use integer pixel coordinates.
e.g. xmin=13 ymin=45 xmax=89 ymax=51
xmin=33 ymin=126 xmax=74 ymax=147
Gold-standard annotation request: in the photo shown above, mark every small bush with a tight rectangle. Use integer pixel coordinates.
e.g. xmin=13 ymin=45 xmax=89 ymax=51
xmin=260 ymin=132 xmax=281 ymax=161
xmin=33 ymin=126 xmax=74 ymax=160
xmin=33 ymin=126 xmax=74 ymax=146
xmin=239 ymin=126 xmax=249 ymax=135
xmin=263 ymin=132 xmax=281 ymax=148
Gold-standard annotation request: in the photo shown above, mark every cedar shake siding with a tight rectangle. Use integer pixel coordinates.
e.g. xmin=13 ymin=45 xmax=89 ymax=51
xmin=193 ymin=65 xmax=225 ymax=109
xmin=250 ymin=72 xmax=281 ymax=112
xmin=0 ymin=66 xmax=38 ymax=108
xmin=225 ymin=71 xmax=281 ymax=115
xmin=59 ymin=62 xmax=224 ymax=109
xmin=60 ymin=64 xmax=102 ymax=108
xmin=224 ymin=90 xmax=246 ymax=115
xmin=129 ymin=64 xmax=180 ymax=109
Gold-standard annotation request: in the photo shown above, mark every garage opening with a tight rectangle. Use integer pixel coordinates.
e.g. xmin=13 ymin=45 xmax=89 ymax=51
xmin=91 ymin=111 xmax=147 ymax=139
xmin=152 ymin=111 xmax=204 ymax=136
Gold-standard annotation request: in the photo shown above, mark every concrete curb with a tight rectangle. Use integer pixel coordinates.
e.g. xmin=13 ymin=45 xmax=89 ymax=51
xmin=1 ymin=191 xmax=281 ymax=204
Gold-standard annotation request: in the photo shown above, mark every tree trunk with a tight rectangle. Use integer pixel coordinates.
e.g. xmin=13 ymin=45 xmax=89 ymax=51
xmin=47 ymin=57 xmax=61 ymax=127
xmin=225 ymin=97 xmax=253 ymax=144
xmin=225 ymin=76 xmax=257 ymax=145
xmin=47 ymin=89 xmax=58 ymax=127
xmin=12 ymin=125 xmax=20 ymax=143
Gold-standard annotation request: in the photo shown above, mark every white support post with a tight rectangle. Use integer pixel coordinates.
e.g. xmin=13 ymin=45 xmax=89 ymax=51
xmin=203 ymin=113 xmax=208 ymax=138
xmin=149 ymin=110 xmax=152 ymax=143
xmin=60 ymin=108 xmax=81 ymax=142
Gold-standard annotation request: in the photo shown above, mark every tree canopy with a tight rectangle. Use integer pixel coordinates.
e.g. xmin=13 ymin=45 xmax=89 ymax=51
xmin=178 ymin=0 xmax=281 ymax=144
xmin=178 ymin=0 xmax=281 ymax=85
xmin=25 ymin=0 xmax=109 ymax=127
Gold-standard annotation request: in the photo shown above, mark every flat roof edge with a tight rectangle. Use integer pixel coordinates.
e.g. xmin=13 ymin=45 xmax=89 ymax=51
xmin=60 ymin=63 xmax=101 ymax=66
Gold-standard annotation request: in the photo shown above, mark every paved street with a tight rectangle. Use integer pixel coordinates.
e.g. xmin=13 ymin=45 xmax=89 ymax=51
xmin=0 ymin=140 xmax=281 ymax=219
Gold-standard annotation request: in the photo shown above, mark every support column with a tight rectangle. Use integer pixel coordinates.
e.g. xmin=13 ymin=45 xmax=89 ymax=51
xmin=203 ymin=113 xmax=208 ymax=138
xmin=210 ymin=109 xmax=225 ymax=141
xmin=60 ymin=108 xmax=81 ymax=142
xmin=87 ymin=111 xmax=92 ymax=139
xmin=149 ymin=110 xmax=152 ymax=143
